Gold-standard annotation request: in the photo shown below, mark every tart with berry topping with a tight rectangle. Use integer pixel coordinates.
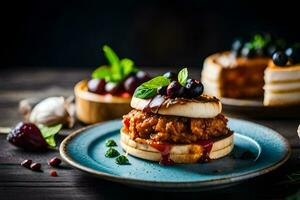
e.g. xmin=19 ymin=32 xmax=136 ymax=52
xmin=75 ymin=45 xmax=150 ymax=124
xmin=202 ymin=34 xmax=285 ymax=99
xmin=120 ymin=68 xmax=233 ymax=165
xmin=264 ymin=45 xmax=300 ymax=106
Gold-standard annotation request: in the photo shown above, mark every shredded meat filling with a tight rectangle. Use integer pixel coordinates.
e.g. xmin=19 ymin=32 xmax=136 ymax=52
xmin=122 ymin=109 xmax=232 ymax=144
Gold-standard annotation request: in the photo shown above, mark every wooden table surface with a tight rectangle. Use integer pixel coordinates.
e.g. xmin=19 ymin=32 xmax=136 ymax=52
xmin=0 ymin=68 xmax=299 ymax=200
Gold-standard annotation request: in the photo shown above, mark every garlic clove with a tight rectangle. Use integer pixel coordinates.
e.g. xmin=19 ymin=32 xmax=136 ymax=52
xmin=29 ymin=96 xmax=75 ymax=128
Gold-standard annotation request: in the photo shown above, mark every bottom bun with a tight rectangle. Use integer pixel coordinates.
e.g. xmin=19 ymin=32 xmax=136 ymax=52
xmin=120 ymin=130 xmax=234 ymax=164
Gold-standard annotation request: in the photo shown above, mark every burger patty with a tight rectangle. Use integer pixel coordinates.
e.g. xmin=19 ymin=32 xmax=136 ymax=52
xmin=122 ymin=109 xmax=232 ymax=144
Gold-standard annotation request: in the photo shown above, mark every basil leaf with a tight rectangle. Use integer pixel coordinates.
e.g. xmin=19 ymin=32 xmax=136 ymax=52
xmin=103 ymin=45 xmax=122 ymax=81
xmin=133 ymin=76 xmax=170 ymax=99
xmin=92 ymin=66 xmax=112 ymax=81
xmin=105 ymin=148 xmax=120 ymax=158
xmin=38 ymin=124 xmax=62 ymax=147
xmin=134 ymin=85 xmax=157 ymax=99
xmin=142 ymin=76 xmax=170 ymax=88
xmin=105 ymin=139 xmax=117 ymax=147
xmin=116 ymin=155 xmax=130 ymax=165
xmin=178 ymin=68 xmax=188 ymax=86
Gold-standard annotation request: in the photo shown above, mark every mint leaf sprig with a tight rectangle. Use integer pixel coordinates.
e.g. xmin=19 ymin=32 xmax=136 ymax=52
xmin=92 ymin=45 xmax=138 ymax=83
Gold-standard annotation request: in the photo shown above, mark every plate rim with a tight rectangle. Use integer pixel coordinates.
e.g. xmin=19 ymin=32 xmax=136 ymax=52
xmin=59 ymin=118 xmax=291 ymax=188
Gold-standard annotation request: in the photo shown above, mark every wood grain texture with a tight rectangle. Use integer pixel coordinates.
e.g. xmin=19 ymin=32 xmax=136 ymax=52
xmin=0 ymin=68 xmax=299 ymax=200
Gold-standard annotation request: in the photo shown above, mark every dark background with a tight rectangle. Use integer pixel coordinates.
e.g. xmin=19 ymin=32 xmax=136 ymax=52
xmin=1 ymin=0 xmax=300 ymax=69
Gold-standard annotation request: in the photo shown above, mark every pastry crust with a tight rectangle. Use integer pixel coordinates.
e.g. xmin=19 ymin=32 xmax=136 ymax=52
xmin=130 ymin=96 xmax=222 ymax=118
xmin=264 ymin=62 xmax=300 ymax=106
xmin=120 ymin=130 xmax=234 ymax=163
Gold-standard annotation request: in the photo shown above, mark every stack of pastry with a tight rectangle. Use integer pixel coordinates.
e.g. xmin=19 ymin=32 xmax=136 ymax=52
xmin=201 ymin=34 xmax=300 ymax=106
xmin=264 ymin=50 xmax=300 ymax=106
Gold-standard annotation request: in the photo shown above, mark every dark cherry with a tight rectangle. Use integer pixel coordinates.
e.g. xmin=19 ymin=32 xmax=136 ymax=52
xmin=124 ymin=75 xmax=140 ymax=95
xmin=87 ymin=79 xmax=106 ymax=94
xmin=30 ymin=163 xmax=41 ymax=171
xmin=166 ymin=81 xmax=181 ymax=98
xmin=272 ymin=51 xmax=288 ymax=66
xmin=50 ymin=170 xmax=58 ymax=177
xmin=157 ymin=86 xmax=167 ymax=96
xmin=163 ymin=72 xmax=177 ymax=81
xmin=48 ymin=157 xmax=62 ymax=167
xmin=105 ymin=82 xmax=120 ymax=95
xmin=136 ymin=71 xmax=150 ymax=83
xmin=21 ymin=159 xmax=32 ymax=168
xmin=7 ymin=122 xmax=48 ymax=151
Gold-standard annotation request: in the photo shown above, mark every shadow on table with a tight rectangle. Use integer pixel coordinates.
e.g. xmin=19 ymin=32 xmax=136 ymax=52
xmin=73 ymin=171 xmax=289 ymax=200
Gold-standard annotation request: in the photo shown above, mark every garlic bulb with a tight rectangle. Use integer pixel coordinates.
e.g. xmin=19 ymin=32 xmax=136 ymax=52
xmin=29 ymin=97 xmax=75 ymax=128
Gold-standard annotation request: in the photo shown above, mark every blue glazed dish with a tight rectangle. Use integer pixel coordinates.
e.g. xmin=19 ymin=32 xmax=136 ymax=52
xmin=60 ymin=118 xmax=291 ymax=191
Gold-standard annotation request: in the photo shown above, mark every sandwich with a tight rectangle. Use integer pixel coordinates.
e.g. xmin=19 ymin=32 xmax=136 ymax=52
xmin=120 ymin=68 xmax=233 ymax=165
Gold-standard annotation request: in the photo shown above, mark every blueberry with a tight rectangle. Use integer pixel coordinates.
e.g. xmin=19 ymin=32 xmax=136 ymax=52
xmin=185 ymin=80 xmax=203 ymax=98
xmin=285 ymin=46 xmax=300 ymax=64
xmin=163 ymin=72 xmax=177 ymax=81
xmin=272 ymin=51 xmax=288 ymax=66
xmin=157 ymin=86 xmax=167 ymax=96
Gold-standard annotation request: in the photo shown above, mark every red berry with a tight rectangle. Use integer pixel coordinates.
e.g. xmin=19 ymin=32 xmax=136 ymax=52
xmin=136 ymin=71 xmax=150 ymax=83
xmin=50 ymin=170 xmax=58 ymax=177
xmin=21 ymin=159 xmax=32 ymax=168
xmin=7 ymin=122 xmax=48 ymax=151
xmin=88 ymin=79 xmax=106 ymax=94
xmin=48 ymin=157 xmax=62 ymax=167
xmin=30 ymin=163 xmax=41 ymax=171
xmin=124 ymin=75 xmax=140 ymax=95
xmin=167 ymin=81 xmax=181 ymax=98
xmin=105 ymin=82 xmax=123 ymax=95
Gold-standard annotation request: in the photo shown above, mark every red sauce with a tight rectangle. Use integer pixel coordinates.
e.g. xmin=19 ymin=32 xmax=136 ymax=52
xmin=150 ymin=143 xmax=174 ymax=166
xmin=198 ymin=139 xmax=213 ymax=162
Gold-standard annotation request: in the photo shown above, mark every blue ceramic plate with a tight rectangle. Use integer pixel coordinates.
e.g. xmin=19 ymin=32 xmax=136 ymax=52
xmin=60 ymin=118 xmax=290 ymax=191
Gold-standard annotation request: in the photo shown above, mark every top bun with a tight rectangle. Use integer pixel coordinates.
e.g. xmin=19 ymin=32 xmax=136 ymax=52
xmin=131 ymin=95 xmax=222 ymax=118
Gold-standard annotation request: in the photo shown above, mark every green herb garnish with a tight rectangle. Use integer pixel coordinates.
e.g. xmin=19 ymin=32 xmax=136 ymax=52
xmin=105 ymin=139 xmax=117 ymax=147
xmin=92 ymin=45 xmax=138 ymax=83
xmin=38 ymin=124 xmax=62 ymax=147
xmin=177 ymin=68 xmax=188 ymax=86
xmin=116 ymin=155 xmax=130 ymax=165
xmin=134 ymin=76 xmax=170 ymax=99
xmin=105 ymin=148 xmax=120 ymax=158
